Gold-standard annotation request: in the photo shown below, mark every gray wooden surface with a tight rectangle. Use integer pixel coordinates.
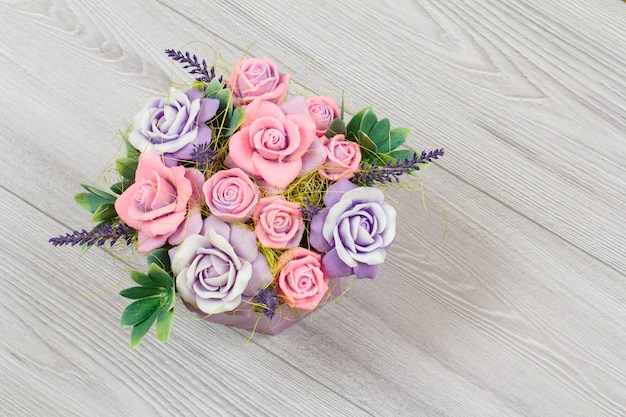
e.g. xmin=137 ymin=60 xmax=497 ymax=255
xmin=1 ymin=1 xmax=625 ymax=416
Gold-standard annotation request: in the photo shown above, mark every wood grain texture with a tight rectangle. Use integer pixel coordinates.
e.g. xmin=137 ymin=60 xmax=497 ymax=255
xmin=1 ymin=0 xmax=625 ymax=416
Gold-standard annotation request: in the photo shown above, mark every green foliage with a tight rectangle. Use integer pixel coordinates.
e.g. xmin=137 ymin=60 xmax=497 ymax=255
xmin=146 ymin=248 xmax=172 ymax=274
xmin=120 ymin=262 xmax=175 ymax=349
xmin=225 ymin=107 xmax=247 ymax=137
xmin=115 ymin=157 xmax=138 ymax=181
xmin=204 ymin=79 xmax=246 ymax=141
xmin=121 ymin=132 xmax=140 ymax=161
xmin=110 ymin=179 xmax=133 ymax=195
xmin=342 ymin=106 xmax=412 ymax=164
xmin=92 ymin=203 xmax=117 ymax=223
xmin=74 ymin=130 xmax=139 ymax=237
xmin=75 ymin=183 xmax=118 ymax=225
xmin=325 ymin=118 xmax=346 ymax=138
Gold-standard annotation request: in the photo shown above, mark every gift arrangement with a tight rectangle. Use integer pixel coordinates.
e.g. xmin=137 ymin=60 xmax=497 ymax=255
xmin=50 ymin=49 xmax=444 ymax=348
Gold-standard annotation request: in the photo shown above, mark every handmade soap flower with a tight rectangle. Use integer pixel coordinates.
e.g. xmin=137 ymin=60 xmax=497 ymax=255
xmin=253 ymin=195 xmax=305 ymax=249
xmin=277 ymin=248 xmax=329 ymax=310
xmin=128 ymin=88 xmax=220 ymax=166
xmin=318 ymin=134 xmax=362 ymax=180
xmin=307 ymin=96 xmax=340 ymax=138
xmin=51 ymin=47 xmax=444 ymax=348
xmin=280 ymin=95 xmax=340 ymax=140
xmin=228 ymin=56 xmax=290 ymax=106
xmin=114 ymin=153 xmax=204 ymax=253
xmin=202 ymin=168 xmax=260 ymax=222
xmin=227 ymin=98 xmax=326 ymax=191
xmin=170 ymin=216 xmax=271 ymax=315
xmin=310 ymin=179 xmax=397 ymax=279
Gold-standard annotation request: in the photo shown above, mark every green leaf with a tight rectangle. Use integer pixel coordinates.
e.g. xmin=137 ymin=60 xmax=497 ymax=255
xmin=119 ymin=286 xmax=164 ymax=300
xmin=358 ymin=131 xmax=378 ymax=153
xmin=121 ymin=297 xmax=162 ymax=328
xmin=225 ymin=107 xmax=246 ymax=136
xmin=357 ymin=131 xmax=379 ymax=162
xmin=387 ymin=128 xmax=411 ymax=152
xmin=75 ymin=192 xmax=112 ymax=214
xmin=147 ymin=248 xmax=171 ymax=273
xmin=129 ymin=308 xmax=161 ymax=349
xmin=147 ymin=263 xmax=174 ymax=289
xmin=369 ymin=118 xmax=391 ymax=149
xmin=92 ymin=203 xmax=117 ymax=223
xmin=388 ymin=149 xmax=417 ymax=163
xmin=346 ymin=107 xmax=372 ymax=137
xmin=325 ymin=118 xmax=346 ymax=138
xmin=204 ymin=78 xmax=223 ymax=99
xmin=155 ymin=308 xmax=175 ymax=342
xmin=80 ymin=184 xmax=117 ymax=201
xmin=340 ymin=92 xmax=345 ymax=120
xmin=121 ymin=133 xmax=140 ymax=161
xmin=116 ymin=157 xmax=138 ymax=181
xmin=130 ymin=270 xmax=156 ymax=287
xmin=110 ymin=180 xmax=133 ymax=195
xmin=359 ymin=109 xmax=378 ymax=135
xmin=216 ymin=88 xmax=233 ymax=114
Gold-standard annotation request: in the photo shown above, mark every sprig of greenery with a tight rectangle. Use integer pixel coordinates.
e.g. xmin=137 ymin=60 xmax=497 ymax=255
xmin=119 ymin=251 xmax=175 ymax=349
xmin=326 ymin=107 xmax=411 ymax=164
xmin=203 ymin=77 xmax=247 ymax=142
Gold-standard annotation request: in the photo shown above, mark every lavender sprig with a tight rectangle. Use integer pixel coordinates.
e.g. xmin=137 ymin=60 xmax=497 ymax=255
xmin=254 ymin=287 xmax=280 ymax=319
xmin=164 ymin=49 xmax=222 ymax=83
xmin=189 ymin=143 xmax=219 ymax=172
xmin=49 ymin=223 xmax=136 ymax=248
xmin=301 ymin=197 xmax=322 ymax=222
xmin=353 ymin=148 xmax=445 ymax=186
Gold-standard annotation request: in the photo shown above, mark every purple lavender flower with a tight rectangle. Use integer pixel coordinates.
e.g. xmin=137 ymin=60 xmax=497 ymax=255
xmin=164 ymin=49 xmax=223 ymax=84
xmin=49 ymin=223 xmax=135 ymax=248
xmin=254 ymin=287 xmax=279 ymax=319
xmin=353 ymin=148 xmax=445 ymax=185
xmin=310 ymin=179 xmax=396 ymax=279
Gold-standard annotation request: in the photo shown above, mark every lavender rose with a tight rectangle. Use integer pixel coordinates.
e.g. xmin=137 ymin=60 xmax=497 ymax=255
xmin=169 ymin=216 xmax=271 ymax=315
xmin=310 ymin=179 xmax=396 ymax=279
xmin=129 ymin=88 xmax=219 ymax=166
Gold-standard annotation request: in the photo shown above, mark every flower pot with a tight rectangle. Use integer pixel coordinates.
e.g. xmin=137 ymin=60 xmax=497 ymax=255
xmin=183 ymin=277 xmax=347 ymax=334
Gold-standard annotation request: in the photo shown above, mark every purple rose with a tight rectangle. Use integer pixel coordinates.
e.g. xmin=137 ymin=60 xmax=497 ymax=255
xmin=169 ymin=216 xmax=271 ymax=315
xmin=129 ymin=88 xmax=219 ymax=166
xmin=310 ymin=179 xmax=396 ymax=279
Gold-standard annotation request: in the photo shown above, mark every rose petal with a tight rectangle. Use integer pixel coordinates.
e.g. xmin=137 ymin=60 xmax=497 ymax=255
xmin=309 ymin=208 xmax=331 ymax=252
xmin=252 ymin=153 xmax=301 ymax=189
xmin=322 ymin=178 xmax=359 ymax=207
xmin=321 ymin=249 xmax=353 ymax=279
xmin=243 ymin=256 xmax=272 ymax=297
xmin=353 ymin=263 xmax=379 ymax=279
xmin=299 ymin=136 xmax=327 ymax=173
xmin=228 ymin=128 xmax=258 ymax=175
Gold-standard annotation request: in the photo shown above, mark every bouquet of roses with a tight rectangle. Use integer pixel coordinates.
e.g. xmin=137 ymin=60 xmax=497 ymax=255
xmin=50 ymin=49 xmax=444 ymax=348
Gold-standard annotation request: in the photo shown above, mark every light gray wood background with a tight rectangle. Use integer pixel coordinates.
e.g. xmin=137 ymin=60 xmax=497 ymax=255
xmin=1 ymin=1 xmax=625 ymax=416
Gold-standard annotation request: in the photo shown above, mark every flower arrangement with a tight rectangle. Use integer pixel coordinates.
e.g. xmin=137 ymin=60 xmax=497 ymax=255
xmin=50 ymin=49 xmax=444 ymax=348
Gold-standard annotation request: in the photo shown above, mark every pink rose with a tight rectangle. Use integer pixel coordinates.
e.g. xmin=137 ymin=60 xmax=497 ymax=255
xmin=227 ymin=99 xmax=326 ymax=192
xmin=202 ymin=168 xmax=260 ymax=222
xmin=253 ymin=196 xmax=304 ymax=249
xmin=277 ymin=248 xmax=329 ymax=310
xmin=306 ymin=96 xmax=340 ymax=138
xmin=114 ymin=153 xmax=203 ymax=253
xmin=318 ymin=134 xmax=362 ymax=180
xmin=228 ymin=57 xmax=290 ymax=106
